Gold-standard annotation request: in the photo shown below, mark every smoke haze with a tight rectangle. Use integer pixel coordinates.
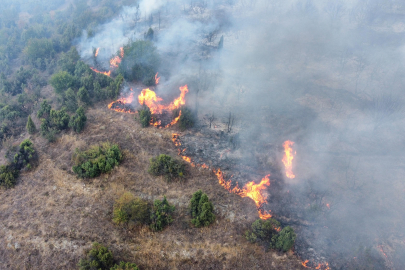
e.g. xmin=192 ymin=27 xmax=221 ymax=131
xmin=77 ymin=0 xmax=405 ymax=268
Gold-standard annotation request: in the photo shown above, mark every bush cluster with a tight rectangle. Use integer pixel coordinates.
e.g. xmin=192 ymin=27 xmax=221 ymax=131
xmin=150 ymin=196 xmax=175 ymax=232
xmin=245 ymin=219 xmax=296 ymax=252
xmin=148 ymin=154 xmax=185 ymax=182
xmin=117 ymin=40 xmax=160 ymax=86
xmin=0 ymin=139 xmax=36 ymax=188
xmin=173 ymin=106 xmax=195 ymax=131
xmin=138 ymin=105 xmax=151 ymax=128
xmin=190 ymin=190 xmax=216 ymax=227
xmin=78 ymin=242 xmax=139 ymax=270
xmin=72 ymin=142 xmax=122 ymax=178
xmin=113 ymin=192 xmax=150 ymax=226
xmin=37 ymin=99 xmax=87 ymax=141
xmin=50 ymin=47 xmax=124 ymax=102
xmin=112 ymin=192 xmax=175 ymax=232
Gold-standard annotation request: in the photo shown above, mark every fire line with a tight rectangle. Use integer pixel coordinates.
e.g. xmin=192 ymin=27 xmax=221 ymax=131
xmin=282 ymin=140 xmax=295 ymax=179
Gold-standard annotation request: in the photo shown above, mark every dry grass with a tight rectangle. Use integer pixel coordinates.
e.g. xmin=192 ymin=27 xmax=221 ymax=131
xmin=0 ymin=105 xmax=304 ymax=270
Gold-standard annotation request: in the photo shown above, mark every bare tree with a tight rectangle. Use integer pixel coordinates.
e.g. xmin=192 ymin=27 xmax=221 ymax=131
xmin=208 ymin=113 xmax=216 ymax=128
xmin=226 ymin=112 xmax=235 ymax=133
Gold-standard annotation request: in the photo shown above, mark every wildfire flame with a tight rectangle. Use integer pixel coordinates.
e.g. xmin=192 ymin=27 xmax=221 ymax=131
xmin=171 ymin=134 xmax=272 ymax=220
xmin=120 ymin=47 xmax=124 ymax=58
xmin=110 ymin=56 xmax=122 ymax=68
xmin=110 ymin=47 xmax=124 ymax=68
xmin=155 ymin=72 xmax=160 ymax=84
xmin=108 ymin=90 xmax=135 ymax=113
xmin=95 ymin=48 xmax=99 ymax=57
xmin=214 ymin=169 xmax=272 ymax=220
xmin=301 ymin=261 xmax=330 ymax=270
xmin=90 ymin=67 xmax=111 ymax=77
xmin=282 ymin=140 xmax=295 ymax=179
xmin=138 ymin=85 xmax=188 ymax=114
xmin=165 ymin=110 xmax=181 ymax=128
xmin=302 ymin=260 xmax=309 ymax=268
xmin=315 ymin=263 xmax=330 ymax=270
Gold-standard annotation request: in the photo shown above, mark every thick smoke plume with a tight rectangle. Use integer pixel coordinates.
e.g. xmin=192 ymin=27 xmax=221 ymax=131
xmin=77 ymin=0 xmax=405 ymax=268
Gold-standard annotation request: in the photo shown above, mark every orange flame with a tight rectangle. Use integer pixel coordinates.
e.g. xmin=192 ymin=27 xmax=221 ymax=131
xmin=90 ymin=67 xmax=111 ymax=77
xmin=315 ymin=263 xmax=330 ymax=270
xmin=165 ymin=110 xmax=181 ymax=128
xmin=172 ymin=133 xmax=181 ymax=147
xmin=109 ymin=47 xmax=124 ymax=68
xmin=171 ymin=134 xmax=271 ymax=219
xmin=95 ymin=48 xmax=99 ymax=57
xmin=108 ymin=91 xmax=135 ymax=113
xmin=120 ymin=47 xmax=124 ymax=58
xmin=110 ymin=56 xmax=122 ymax=68
xmin=282 ymin=140 xmax=295 ymax=179
xmin=155 ymin=73 xmax=160 ymax=84
xmin=214 ymin=169 xmax=272 ymax=219
xmin=138 ymin=85 xmax=188 ymax=114
xmin=301 ymin=260 xmax=330 ymax=270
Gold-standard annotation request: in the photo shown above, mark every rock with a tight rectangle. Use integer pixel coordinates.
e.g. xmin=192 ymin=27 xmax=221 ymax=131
xmin=100 ymin=126 xmax=106 ymax=130
xmin=14 ymin=242 xmax=20 ymax=250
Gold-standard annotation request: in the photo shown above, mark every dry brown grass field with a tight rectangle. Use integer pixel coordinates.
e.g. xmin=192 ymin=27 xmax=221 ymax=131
xmin=0 ymin=103 xmax=304 ymax=269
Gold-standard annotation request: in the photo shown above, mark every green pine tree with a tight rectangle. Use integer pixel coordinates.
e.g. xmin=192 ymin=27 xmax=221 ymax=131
xmin=69 ymin=106 xmax=87 ymax=133
xmin=190 ymin=190 xmax=216 ymax=227
xmin=26 ymin=115 xmax=36 ymax=134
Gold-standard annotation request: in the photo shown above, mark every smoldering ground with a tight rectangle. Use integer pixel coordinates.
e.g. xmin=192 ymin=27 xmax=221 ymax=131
xmin=77 ymin=0 xmax=405 ymax=268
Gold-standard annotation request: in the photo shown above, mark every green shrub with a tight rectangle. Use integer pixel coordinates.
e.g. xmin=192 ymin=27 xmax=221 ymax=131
xmin=245 ymin=219 xmax=295 ymax=252
xmin=72 ymin=142 xmax=123 ymax=178
xmin=77 ymin=86 xmax=90 ymax=104
xmin=37 ymin=100 xmax=51 ymax=118
xmin=272 ymin=226 xmax=296 ymax=252
xmin=111 ymin=262 xmax=139 ymax=270
xmin=13 ymin=139 xmax=36 ymax=170
xmin=78 ymin=242 xmax=114 ymax=270
xmin=245 ymin=219 xmax=281 ymax=243
xmin=178 ymin=107 xmax=195 ymax=130
xmin=69 ymin=106 xmax=87 ymax=133
xmin=0 ymin=165 xmax=18 ymax=188
xmin=0 ymin=139 xmax=35 ymax=188
xmin=142 ymin=74 xmax=156 ymax=86
xmin=144 ymin=27 xmax=154 ymax=41
xmin=190 ymin=190 xmax=216 ymax=227
xmin=138 ymin=105 xmax=151 ymax=127
xmin=148 ymin=154 xmax=185 ymax=182
xmin=50 ymin=108 xmax=70 ymax=130
xmin=118 ymin=40 xmax=160 ymax=83
xmin=64 ymin=88 xmax=78 ymax=112
xmin=26 ymin=115 xmax=36 ymax=134
xmin=150 ymin=196 xmax=175 ymax=231
xmin=113 ymin=192 xmax=150 ymax=226
xmin=49 ymin=70 xmax=76 ymax=94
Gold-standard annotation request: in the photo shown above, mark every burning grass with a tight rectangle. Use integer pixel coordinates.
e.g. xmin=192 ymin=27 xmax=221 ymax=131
xmin=0 ymin=106 xmax=305 ymax=269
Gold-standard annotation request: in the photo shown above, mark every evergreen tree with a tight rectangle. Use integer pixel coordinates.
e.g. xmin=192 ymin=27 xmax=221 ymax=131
xmin=273 ymin=226 xmax=296 ymax=252
xmin=145 ymin=27 xmax=154 ymax=40
xmin=77 ymin=86 xmax=90 ymax=104
xmin=64 ymin=88 xmax=78 ymax=112
xmin=40 ymin=118 xmax=50 ymax=135
xmin=138 ymin=105 xmax=151 ymax=127
xmin=50 ymin=108 xmax=70 ymax=130
xmin=37 ymin=100 xmax=51 ymax=118
xmin=26 ymin=115 xmax=36 ymax=134
xmin=69 ymin=106 xmax=87 ymax=133
xmin=150 ymin=196 xmax=175 ymax=231
xmin=190 ymin=190 xmax=216 ymax=227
